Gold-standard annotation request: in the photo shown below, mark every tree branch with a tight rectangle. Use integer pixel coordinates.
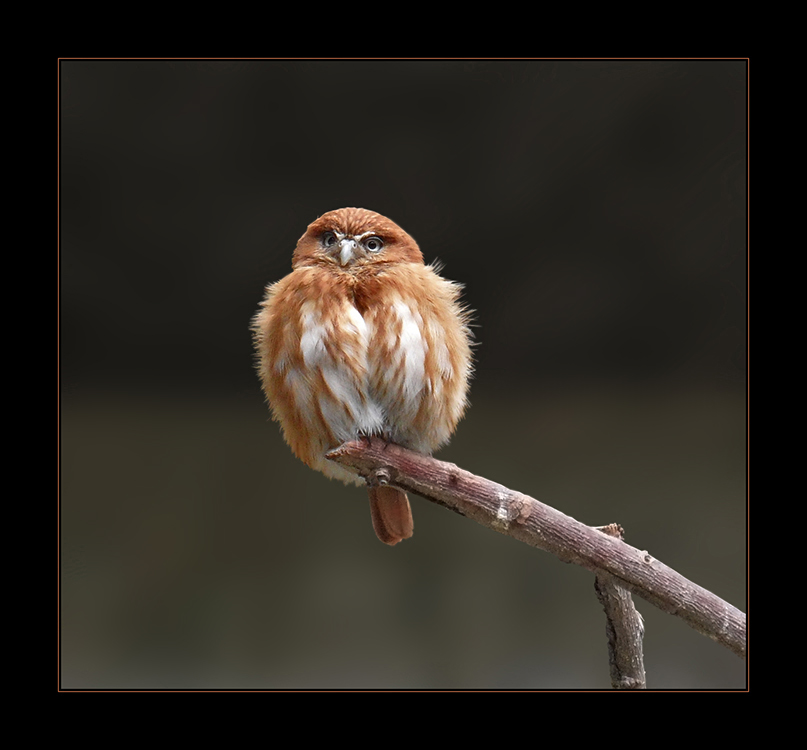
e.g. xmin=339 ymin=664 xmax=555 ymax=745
xmin=326 ymin=438 xmax=746 ymax=661
xmin=594 ymin=523 xmax=647 ymax=689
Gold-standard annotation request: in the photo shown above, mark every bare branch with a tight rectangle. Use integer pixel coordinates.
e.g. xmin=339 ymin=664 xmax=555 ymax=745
xmin=594 ymin=523 xmax=647 ymax=689
xmin=327 ymin=438 xmax=746 ymax=660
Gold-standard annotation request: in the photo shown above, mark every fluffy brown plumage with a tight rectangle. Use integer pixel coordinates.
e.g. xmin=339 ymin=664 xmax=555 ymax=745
xmin=252 ymin=208 xmax=472 ymax=545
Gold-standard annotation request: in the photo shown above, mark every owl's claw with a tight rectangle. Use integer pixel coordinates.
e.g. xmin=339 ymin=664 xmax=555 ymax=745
xmin=366 ymin=466 xmax=392 ymax=487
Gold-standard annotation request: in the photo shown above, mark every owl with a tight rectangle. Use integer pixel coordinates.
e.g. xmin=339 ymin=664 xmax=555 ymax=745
xmin=252 ymin=207 xmax=472 ymax=545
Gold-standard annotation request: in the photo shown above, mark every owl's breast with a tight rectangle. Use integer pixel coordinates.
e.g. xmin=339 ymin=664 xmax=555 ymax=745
xmin=253 ymin=263 xmax=470 ymax=477
xmin=295 ymin=292 xmax=386 ymax=444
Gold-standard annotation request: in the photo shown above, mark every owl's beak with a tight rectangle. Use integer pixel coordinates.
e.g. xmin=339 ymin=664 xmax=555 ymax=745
xmin=338 ymin=238 xmax=357 ymax=266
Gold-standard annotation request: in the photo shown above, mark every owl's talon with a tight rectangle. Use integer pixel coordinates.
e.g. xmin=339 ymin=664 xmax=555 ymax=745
xmin=366 ymin=467 xmax=392 ymax=487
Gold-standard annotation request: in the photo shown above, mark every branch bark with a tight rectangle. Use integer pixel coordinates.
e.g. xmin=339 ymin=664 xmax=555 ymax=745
xmin=594 ymin=523 xmax=647 ymax=689
xmin=327 ymin=438 xmax=746 ymax=661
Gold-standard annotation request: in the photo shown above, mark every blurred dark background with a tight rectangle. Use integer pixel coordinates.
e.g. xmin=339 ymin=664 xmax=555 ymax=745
xmin=60 ymin=59 xmax=747 ymax=689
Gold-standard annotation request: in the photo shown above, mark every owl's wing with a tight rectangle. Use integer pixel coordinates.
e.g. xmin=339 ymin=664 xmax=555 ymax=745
xmin=253 ymin=268 xmax=380 ymax=484
xmin=365 ymin=264 xmax=472 ymax=454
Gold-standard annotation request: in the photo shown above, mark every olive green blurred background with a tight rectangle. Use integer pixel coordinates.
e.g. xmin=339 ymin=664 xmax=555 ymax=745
xmin=60 ymin=60 xmax=747 ymax=689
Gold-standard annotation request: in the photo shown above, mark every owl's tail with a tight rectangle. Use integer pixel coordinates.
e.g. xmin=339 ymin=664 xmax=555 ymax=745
xmin=368 ymin=486 xmax=414 ymax=545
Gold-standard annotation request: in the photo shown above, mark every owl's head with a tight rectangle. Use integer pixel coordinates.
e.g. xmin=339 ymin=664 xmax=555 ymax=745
xmin=292 ymin=207 xmax=424 ymax=270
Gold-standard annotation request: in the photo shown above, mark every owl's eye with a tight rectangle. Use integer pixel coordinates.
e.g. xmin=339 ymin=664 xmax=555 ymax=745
xmin=364 ymin=236 xmax=384 ymax=253
xmin=321 ymin=231 xmax=337 ymax=248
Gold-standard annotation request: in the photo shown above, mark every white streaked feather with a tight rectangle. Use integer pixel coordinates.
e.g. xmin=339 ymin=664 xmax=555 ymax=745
xmin=297 ymin=301 xmax=385 ymax=442
xmin=391 ymin=299 xmax=426 ymax=416
xmin=285 ymin=369 xmax=313 ymax=415
xmin=320 ymin=365 xmax=384 ymax=441
xmin=299 ymin=303 xmax=328 ymax=367
xmin=345 ymin=304 xmax=369 ymax=341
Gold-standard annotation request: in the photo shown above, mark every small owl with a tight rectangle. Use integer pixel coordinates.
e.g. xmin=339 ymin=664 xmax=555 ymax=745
xmin=252 ymin=208 xmax=472 ymax=545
